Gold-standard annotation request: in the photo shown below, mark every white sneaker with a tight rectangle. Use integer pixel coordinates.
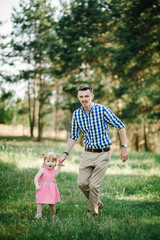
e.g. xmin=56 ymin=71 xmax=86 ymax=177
xmin=34 ymin=214 xmax=42 ymax=219
xmin=87 ymin=212 xmax=97 ymax=218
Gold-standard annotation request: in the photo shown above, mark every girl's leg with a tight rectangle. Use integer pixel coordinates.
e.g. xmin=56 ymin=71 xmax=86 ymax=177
xmin=49 ymin=204 xmax=56 ymax=215
xmin=34 ymin=204 xmax=43 ymax=219
xmin=37 ymin=204 xmax=43 ymax=215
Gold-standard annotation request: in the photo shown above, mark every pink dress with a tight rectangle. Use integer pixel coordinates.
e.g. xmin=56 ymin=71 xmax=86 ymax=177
xmin=36 ymin=167 xmax=60 ymax=204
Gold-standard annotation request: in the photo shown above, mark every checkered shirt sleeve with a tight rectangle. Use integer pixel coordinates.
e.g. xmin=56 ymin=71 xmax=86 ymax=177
xmin=103 ymin=106 xmax=125 ymax=130
xmin=69 ymin=111 xmax=80 ymax=141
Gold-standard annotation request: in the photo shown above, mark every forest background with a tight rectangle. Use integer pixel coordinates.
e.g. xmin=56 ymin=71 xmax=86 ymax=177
xmin=0 ymin=0 xmax=160 ymax=153
xmin=0 ymin=1 xmax=160 ymax=239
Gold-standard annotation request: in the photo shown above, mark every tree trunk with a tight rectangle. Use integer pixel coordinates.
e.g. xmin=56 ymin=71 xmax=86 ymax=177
xmin=27 ymin=80 xmax=33 ymax=137
xmin=31 ymin=72 xmax=37 ymax=137
xmin=144 ymin=123 xmax=149 ymax=151
xmin=135 ymin=130 xmax=139 ymax=151
xmin=37 ymin=54 xmax=44 ymax=142
xmin=38 ymin=102 xmax=43 ymax=142
xmin=55 ymin=83 xmax=60 ymax=138
xmin=27 ymin=72 xmax=37 ymax=138
xmin=114 ymin=75 xmax=123 ymax=115
xmin=37 ymin=65 xmax=43 ymax=141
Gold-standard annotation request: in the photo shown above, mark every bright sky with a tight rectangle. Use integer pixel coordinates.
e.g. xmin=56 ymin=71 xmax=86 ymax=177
xmin=0 ymin=0 xmax=61 ymax=34
xmin=0 ymin=0 xmax=62 ymax=98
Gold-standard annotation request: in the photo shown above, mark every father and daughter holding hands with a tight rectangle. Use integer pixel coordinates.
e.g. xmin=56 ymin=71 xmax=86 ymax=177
xmin=34 ymin=84 xmax=128 ymax=219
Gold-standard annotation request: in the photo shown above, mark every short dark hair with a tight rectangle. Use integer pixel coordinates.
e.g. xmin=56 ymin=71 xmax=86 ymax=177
xmin=77 ymin=84 xmax=93 ymax=93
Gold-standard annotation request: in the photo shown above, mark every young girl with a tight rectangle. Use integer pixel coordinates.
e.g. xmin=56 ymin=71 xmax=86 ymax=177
xmin=34 ymin=152 xmax=62 ymax=219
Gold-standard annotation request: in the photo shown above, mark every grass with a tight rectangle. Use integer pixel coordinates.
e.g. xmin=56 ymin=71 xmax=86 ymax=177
xmin=0 ymin=139 xmax=160 ymax=240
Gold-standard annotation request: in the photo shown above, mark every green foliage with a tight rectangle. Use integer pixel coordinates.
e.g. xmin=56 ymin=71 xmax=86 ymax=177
xmin=0 ymin=140 xmax=160 ymax=240
xmin=52 ymin=0 xmax=109 ymax=71
xmin=10 ymin=0 xmax=57 ymax=139
xmin=0 ymin=90 xmax=14 ymax=124
xmin=1 ymin=0 xmax=160 ymax=147
xmin=0 ymin=106 xmax=14 ymax=124
xmin=49 ymin=0 xmax=112 ymax=112
xmin=108 ymin=0 xmax=160 ymax=121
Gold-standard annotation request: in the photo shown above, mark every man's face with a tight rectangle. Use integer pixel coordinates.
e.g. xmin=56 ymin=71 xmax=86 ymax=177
xmin=77 ymin=90 xmax=94 ymax=109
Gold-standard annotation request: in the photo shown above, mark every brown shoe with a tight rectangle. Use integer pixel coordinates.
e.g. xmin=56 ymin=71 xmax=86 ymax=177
xmin=98 ymin=202 xmax=104 ymax=211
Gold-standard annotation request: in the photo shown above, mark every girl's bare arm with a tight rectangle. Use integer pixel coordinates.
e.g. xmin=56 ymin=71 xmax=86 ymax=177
xmin=34 ymin=168 xmax=44 ymax=190
xmin=55 ymin=166 xmax=62 ymax=177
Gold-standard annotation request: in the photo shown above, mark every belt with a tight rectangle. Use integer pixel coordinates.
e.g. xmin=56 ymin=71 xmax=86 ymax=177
xmin=40 ymin=181 xmax=55 ymax=183
xmin=84 ymin=147 xmax=110 ymax=153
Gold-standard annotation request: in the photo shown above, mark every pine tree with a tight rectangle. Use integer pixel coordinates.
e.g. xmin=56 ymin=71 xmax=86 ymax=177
xmin=49 ymin=0 xmax=111 ymax=112
xmin=11 ymin=0 xmax=56 ymax=140
xmin=107 ymin=0 xmax=160 ymax=150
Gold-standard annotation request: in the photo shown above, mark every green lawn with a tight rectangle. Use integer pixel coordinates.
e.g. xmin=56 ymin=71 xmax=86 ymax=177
xmin=0 ymin=139 xmax=160 ymax=240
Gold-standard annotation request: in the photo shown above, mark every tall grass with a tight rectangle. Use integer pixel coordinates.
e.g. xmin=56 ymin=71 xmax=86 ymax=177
xmin=0 ymin=139 xmax=160 ymax=240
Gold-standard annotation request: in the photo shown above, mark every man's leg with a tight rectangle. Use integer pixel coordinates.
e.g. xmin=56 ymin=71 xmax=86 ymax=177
xmin=77 ymin=151 xmax=94 ymax=199
xmin=77 ymin=151 xmax=111 ymax=216
xmin=77 ymin=166 xmax=93 ymax=199
xmin=88 ymin=151 xmax=111 ymax=216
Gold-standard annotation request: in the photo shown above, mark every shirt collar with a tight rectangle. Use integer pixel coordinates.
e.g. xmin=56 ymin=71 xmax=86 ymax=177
xmin=81 ymin=102 xmax=95 ymax=113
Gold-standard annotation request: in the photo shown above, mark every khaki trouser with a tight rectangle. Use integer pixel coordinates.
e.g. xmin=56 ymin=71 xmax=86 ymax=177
xmin=77 ymin=150 xmax=111 ymax=215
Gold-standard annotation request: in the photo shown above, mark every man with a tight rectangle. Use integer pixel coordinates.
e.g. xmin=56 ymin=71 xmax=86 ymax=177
xmin=59 ymin=84 xmax=128 ymax=218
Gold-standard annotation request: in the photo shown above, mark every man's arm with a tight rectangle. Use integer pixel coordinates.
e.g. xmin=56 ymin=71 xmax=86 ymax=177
xmin=119 ymin=127 xmax=128 ymax=162
xmin=58 ymin=138 xmax=76 ymax=165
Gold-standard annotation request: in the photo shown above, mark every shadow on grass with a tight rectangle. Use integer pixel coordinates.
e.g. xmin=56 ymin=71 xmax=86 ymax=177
xmin=0 ymin=136 xmax=32 ymax=142
xmin=0 ymin=135 xmax=67 ymax=143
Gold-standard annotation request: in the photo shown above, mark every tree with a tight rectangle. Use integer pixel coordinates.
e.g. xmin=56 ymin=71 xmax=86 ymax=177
xmin=0 ymin=90 xmax=15 ymax=124
xmin=11 ymin=0 xmax=56 ymax=140
xmin=107 ymin=0 xmax=160 ymax=150
xmin=0 ymin=22 xmax=15 ymax=125
xmin=49 ymin=0 xmax=112 ymax=113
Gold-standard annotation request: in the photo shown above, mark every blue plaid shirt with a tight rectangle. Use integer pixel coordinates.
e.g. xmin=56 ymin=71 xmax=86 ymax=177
xmin=69 ymin=102 xmax=125 ymax=149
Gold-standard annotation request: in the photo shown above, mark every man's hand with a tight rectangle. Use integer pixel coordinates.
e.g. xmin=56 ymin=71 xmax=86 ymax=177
xmin=121 ymin=148 xmax=128 ymax=162
xmin=58 ymin=154 xmax=66 ymax=166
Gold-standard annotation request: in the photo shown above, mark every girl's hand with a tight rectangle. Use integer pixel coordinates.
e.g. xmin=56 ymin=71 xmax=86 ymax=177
xmin=58 ymin=162 xmax=65 ymax=167
xmin=36 ymin=185 xmax=41 ymax=191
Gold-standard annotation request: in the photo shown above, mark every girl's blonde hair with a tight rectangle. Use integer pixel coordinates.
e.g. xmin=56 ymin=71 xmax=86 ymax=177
xmin=42 ymin=152 xmax=60 ymax=167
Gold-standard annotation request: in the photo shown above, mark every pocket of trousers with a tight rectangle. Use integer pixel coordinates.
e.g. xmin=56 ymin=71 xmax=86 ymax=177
xmin=103 ymin=150 xmax=111 ymax=162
